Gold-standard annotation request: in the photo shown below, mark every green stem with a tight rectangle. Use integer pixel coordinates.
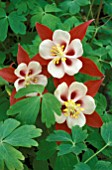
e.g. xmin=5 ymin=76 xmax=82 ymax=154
xmin=95 ymin=0 xmax=103 ymax=26
xmin=76 ymin=155 xmax=80 ymax=163
xmin=84 ymin=144 xmax=108 ymax=164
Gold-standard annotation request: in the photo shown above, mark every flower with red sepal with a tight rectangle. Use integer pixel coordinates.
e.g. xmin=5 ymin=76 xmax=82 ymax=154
xmin=0 ymin=45 xmax=48 ymax=104
xmin=35 ymin=20 xmax=104 ymax=81
xmin=55 ymin=80 xmax=103 ymax=132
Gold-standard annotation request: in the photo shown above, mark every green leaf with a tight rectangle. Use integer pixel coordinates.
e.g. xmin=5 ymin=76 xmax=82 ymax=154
xmin=101 ymin=122 xmax=112 ymax=146
xmin=36 ymin=140 xmax=57 ymax=160
xmin=0 ymin=17 xmax=8 ymax=41
xmin=47 ymin=130 xmax=72 ymax=142
xmin=7 ymin=96 xmax=40 ymax=124
xmin=74 ymin=162 xmax=91 ymax=170
xmin=0 ymin=8 xmax=6 ymax=18
xmin=94 ymin=161 xmax=112 ymax=170
xmin=54 ymin=153 xmax=77 ymax=170
xmin=15 ymin=84 xmax=45 ymax=98
xmin=95 ymin=93 xmax=107 ymax=115
xmin=8 ymin=11 xmax=26 ymax=34
xmin=45 ymin=4 xmax=61 ymax=12
xmin=42 ymin=14 xmax=61 ymax=30
xmin=30 ymin=6 xmax=43 ymax=27
xmin=0 ymin=98 xmax=9 ymax=121
xmin=41 ymin=93 xmax=61 ymax=128
xmin=0 ymin=52 xmax=6 ymax=64
xmin=72 ymin=126 xmax=88 ymax=143
xmin=33 ymin=159 xmax=49 ymax=170
xmin=0 ymin=118 xmax=42 ymax=170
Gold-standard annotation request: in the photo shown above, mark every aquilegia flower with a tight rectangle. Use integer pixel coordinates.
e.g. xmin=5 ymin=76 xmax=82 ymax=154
xmin=35 ymin=20 xmax=104 ymax=81
xmin=54 ymin=81 xmax=98 ymax=128
xmin=14 ymin=61 xmax=47 ymax=91
xmin=39 ymin=30 xmax=83 ymax=78
xmin=0 ymin=45 xmax=47 ymax=104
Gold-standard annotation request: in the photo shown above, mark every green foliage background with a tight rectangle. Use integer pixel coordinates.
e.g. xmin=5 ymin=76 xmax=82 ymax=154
xmin=0 ymin=0 xmax=112 ymax=169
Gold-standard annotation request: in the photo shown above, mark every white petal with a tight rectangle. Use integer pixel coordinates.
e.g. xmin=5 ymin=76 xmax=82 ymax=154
xmin=14 ymin=63 xmax=27 ymax=78
xmin=28 ymin=61 xmax=42 ymax=76
xmin=48 ymin=60 xmax=65 ymax=78
xmin=53 ymin=30 xmax=70 ymax=47
xmin=14 ymin=78 xmax=25 ymax=91
xmin=63 ymin=58 xmax=82 ymax=76
xmin=39 ymin=40 xmax=55 ymax=59
xmin=81 ymin=95 xmax=96 ymax=115
xmin=33 ymin=74 xmax=48 ymax=87
xmin=68 ymin=82 xmax=87 ymax=101
xmin=55 ymin=113 xmax=66 ymax=124
xmin=67 ymin=39 xmax=83 ymax=58
xmin=54 ymin=82 xmax=68 ymax=103
xmin=66 ymin=113 xmax=86 ymax=128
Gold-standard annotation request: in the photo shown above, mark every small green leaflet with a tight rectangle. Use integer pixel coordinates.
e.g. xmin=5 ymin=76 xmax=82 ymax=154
xmin=54 ymin=153 xmax=77 ymax=170
xmin=101 ymin=122 xmax=112 ymax=146
xmin=15 ymin=84 xmax=45 ymax=98
xmin=47 ymin=126 xmax=87 ymax=156
xmin=7 ymin=96 xmax=40 ymax=124
xmin=94 ymin=161 xmax=112 ymax=170
xmin=0 ymin=118 xmax=42 ymax=170
xmin=74 ymin=162 xmax=91 ymax=170
xmin=36 ymin=140 xmax=57 ymax=160
xmin=0 ymin=8 xmax=8 ymax=41
xmin=8 ymin=11 xmax=26 ymax=34
xmin=47 ymin=130 xmax=72 ymax=142
xmin=41 ymin=93 xmax=61 ymax=128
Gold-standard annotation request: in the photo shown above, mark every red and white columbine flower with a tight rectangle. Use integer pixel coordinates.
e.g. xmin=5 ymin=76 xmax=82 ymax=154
xmin=39 ymin=30 xmax=83 ymax=78
xmin=0 ymin=45 xmax=48 ymax=104
xmin=14 ymin=61 xmax=47 ymax=91
xmin=54 ymin=82 xmax=96 ymax=128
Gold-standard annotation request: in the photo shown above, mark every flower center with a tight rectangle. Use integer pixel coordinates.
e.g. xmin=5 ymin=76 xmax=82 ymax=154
xmin=51 ymin=44 xmax=66 ymax=64
xmin=63 ymin=100 xmax=84 ymax=118
xmin=24 ymin=72 xmax=38 ymax=86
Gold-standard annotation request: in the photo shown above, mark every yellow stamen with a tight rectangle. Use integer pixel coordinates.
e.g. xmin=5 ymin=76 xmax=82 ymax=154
xmin=63 ymin=100 xmax=84 ymax=119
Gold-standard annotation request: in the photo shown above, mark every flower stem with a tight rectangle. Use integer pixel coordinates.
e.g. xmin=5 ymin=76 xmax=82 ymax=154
xmin=84 ymin=144 xmax=108 ymax=164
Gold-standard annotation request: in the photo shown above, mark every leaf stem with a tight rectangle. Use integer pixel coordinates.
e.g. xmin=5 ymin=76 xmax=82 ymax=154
xmin=84 ymin=144 xmax=108 ymax=164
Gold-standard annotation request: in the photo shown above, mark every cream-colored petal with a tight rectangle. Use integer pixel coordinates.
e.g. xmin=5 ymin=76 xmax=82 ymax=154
xmin=53 ymin=30 xmax=70 ymax=48
xmin=68 ymin=82 xmax=87 ymax=101
xmin=81 ymin=95 xmax=96 ymax=115
xmin=66 ymin=39 xmax=83 ymax=58
xmin=14 ymin=63 xmax=27 ymax=78
xmin=55 ymin=113 xmax=66 ymax=124
xmin=66 ymin=112 xmax=86 ymax=128
xmin=28 ymin=61 xmax=42 ymax=76
xmin=63 ymin=58 xmax=82 ymax=76
xmin=39 ymin=40 xmax=55 ymax=59
xmin=14 ymin=78 xmax=25 ymax=91
xmin=48 ymin=60 xmax=65 ymax=78
xmin=54 ymin=82 xmax=68 ymax=103
xmin=31 ymin=74 xmax=47 ymax=87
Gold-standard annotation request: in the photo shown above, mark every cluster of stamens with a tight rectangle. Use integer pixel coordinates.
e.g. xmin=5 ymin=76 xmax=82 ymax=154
xmin=63 ymin=100 xmax=84 ymax=119
xmin=24 ymin=70 xmax=38 ymax=86
xmin=50 ymin=44 xmax=66 ymax=64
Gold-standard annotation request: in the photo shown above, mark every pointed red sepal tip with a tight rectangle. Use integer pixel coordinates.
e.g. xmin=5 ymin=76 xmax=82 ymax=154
xmin=36 ymin=23 xmax=53 ymax=41
xmin=0 ymin=67 xmax=17 ymax=83
xmin=84 ymin=78 xmax=104 ymax=97
xmin=80 ymin=57 xmax=104 ymax=77
xmin=70 ymin=19 xmax=94 ymax=41
xmin=55 ymin=122 xmax=71 ymax=134
xmin=17 ymin=44 xmax=30 ymax=65
xmin=53 ymin=75 xmax=75 ymax=87
xmin=85 ymin=111 xmax=103 ymax=128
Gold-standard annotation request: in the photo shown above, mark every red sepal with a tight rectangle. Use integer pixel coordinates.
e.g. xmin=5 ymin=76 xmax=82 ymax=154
xmin=31 ymin=53 xmax=49 ymax=65
xmin=0 ymin=67 xmax=17 ymax=83
xmin=55 ymin=122 xmax=71 ymax=134
xmin=54 ymin=75 xmax=75 ymax=87
xmin=69 ymin=19 xmax=94 ymax=41
xmin=36 ymin=23 xmax=53 ymax=40
xmin=85 ymin=111 xmax=103 ymax=128
xmin=17 ymin=44 xmax=30 ymax=65
xmin=10 ymin=88 xmax=23 ymax=105
xmin=84 ymin=78 xmax=104 ymax=97
xmin=41 ymin=66 xmax=51 ymax=78
xmin=80 ymin=57 xmax=104 ymax=77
